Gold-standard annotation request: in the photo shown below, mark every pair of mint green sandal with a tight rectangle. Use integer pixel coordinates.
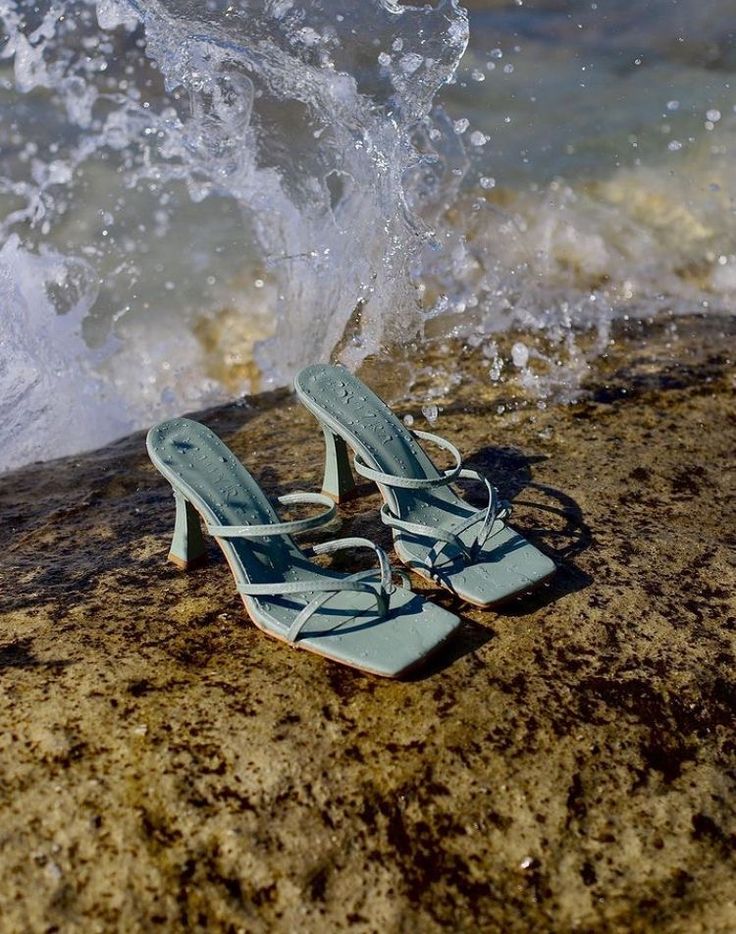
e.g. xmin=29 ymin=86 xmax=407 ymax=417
xmin=147 ymin=365 xmax=555 ymax=677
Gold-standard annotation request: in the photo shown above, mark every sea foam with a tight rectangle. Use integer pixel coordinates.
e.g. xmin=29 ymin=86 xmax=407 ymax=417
xmin=0 ymin=0 xmax=734 ymax=473
xmin=0 ymin=0 xmax=468 ymax=471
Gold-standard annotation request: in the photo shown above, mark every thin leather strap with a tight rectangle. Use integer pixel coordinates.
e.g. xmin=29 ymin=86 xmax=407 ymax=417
xmin=379 ymin=503 xmax=469 ymax=554
xmin=237 ymin=538 xmax=396 ymax=644
xmin=283 ymin=569 xmax=386 ymax=643
xmin=237 ymin=575 xmax=378 ymax=598
xmin=352 ymin=429 xmax=463 ymax=490
xmin=208 ymin=491 xmax=336 ymax=539
xmin=381 ymin=469 xmax=511 ymax=570
xmin=238 ymin=570 xmax=387 ymax=643
xmin=304 ymin=537 xmax=392 ymax=594
xmin=307 ymin=538 xmax=414 ymax=595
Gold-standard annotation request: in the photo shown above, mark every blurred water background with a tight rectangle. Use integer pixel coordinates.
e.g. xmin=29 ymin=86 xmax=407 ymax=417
xmin=1 ymin=0 xmax=734 ymax=471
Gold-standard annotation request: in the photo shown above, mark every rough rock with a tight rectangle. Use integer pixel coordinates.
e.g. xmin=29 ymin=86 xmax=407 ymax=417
xmin=1 ymin=315 xmax=734 ymax=932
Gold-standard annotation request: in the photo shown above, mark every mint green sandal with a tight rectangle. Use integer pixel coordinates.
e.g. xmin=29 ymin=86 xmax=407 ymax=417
xmin=146 ymin=418 xmax=460 ymax=677
xmin=294 ymin=365 xmax=556 ymax=608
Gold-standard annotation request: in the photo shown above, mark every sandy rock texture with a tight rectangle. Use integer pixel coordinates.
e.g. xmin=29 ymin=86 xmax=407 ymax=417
xmin=1 ymin=315 xmax=734 ymax=932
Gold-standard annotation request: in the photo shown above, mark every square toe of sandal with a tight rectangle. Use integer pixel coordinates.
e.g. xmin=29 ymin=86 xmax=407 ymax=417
xmin=455 ymin=543 xmax=555 ymax=606
xmin=398 ymin=526 xmax=556 ymax=608
xmin=254 ymin=588 xmax=460 ymax=678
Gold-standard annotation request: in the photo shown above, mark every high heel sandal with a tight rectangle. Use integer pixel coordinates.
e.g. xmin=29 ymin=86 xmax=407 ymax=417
xmin=294 ymin=365 xmax=556 ymax=607
xmin=146 ymin=417 xmax=460 ymax=677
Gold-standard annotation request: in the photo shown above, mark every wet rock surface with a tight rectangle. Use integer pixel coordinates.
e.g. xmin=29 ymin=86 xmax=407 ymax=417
xmin=1 ymin=316 xmax=734 ymax=932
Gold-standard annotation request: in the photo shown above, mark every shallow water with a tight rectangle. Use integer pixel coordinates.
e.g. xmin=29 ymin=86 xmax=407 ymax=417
xmin=0 ymin=0 xmax=735 ymax=472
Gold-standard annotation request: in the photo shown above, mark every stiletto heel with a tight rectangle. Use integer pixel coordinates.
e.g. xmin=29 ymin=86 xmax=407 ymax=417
xmin=321 ymin=425 xmax=356 ymax=503
xmin=168 ymin=491 xmax=207 ymax=570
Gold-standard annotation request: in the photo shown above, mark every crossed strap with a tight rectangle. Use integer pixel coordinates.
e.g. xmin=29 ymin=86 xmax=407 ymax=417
xmin=352 ymin=430 xmax=511 ymax=572
xmin=207 ymin=492 xmax=403 ymax=643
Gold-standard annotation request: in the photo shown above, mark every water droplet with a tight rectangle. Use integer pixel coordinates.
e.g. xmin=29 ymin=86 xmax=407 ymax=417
xmin=399 ymin=53 xmax=424 ymax=75
xmin=511 ymin=342 xmax=529 ymax=368
xmin=421 ymin=404 xmax=439 ymax=424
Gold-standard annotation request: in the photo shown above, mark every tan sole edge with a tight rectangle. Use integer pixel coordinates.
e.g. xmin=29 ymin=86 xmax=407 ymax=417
xmin=320 ymin=486 xmax=359 ymax=505
xmin=400 ymin=554 xmax=556 ymax=610
xmin=168 ymin=552 xmax=208 ymax=572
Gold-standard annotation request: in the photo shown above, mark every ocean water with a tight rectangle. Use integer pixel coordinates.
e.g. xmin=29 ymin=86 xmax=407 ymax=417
xmin=0 ymin=0 xmax=734 ymax=472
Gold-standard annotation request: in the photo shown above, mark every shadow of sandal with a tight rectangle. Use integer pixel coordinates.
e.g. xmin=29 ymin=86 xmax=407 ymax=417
xmin=463 ymin=445 xmax=592 ymax=613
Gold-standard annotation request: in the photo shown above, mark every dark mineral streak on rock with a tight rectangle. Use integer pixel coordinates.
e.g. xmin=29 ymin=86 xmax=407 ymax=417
xmin=0 ymin=315 xmax=734 ymax=931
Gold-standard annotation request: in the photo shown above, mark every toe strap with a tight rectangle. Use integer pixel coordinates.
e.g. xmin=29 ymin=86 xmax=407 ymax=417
xmin=239 ymin=538 xmax=402 ymax=644
xmin=381 ymin=468 xmax=511 ymax=572
xmin=303 ymin=537 xmax=393 ymax=596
